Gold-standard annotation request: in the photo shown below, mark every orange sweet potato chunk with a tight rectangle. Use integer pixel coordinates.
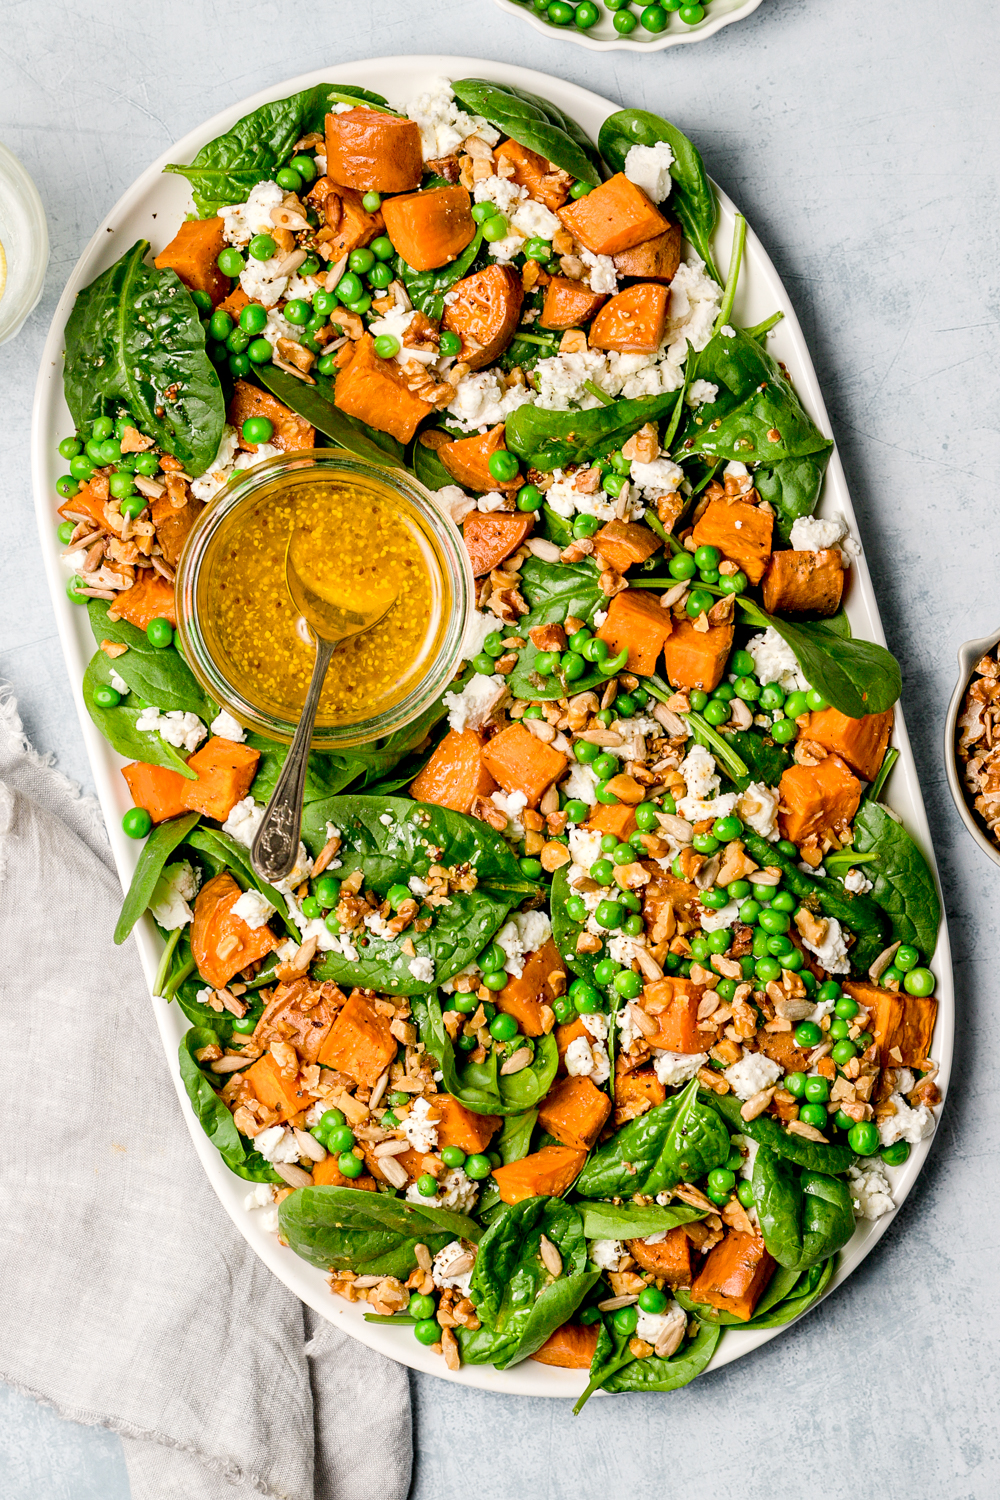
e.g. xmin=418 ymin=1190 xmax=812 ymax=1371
xmin=537 ymin=1074 xmax=611 ymax=1151
xmin=191 ymin=873 xmax=278 ymax=990
xmin=590 ymin=283 xmax=670 ymax=354
xmin=495 ymin=138 xmax=571 ymax=212
xmin=151 ymin=494 xmax=201 ymax=568
xmin=317 ymin=992 xmax=398 ymax=1086
xmin=121 ymin=761 xmax=189 ymax=824
xmin=595 ymin=588 xmax=673 ymax=675
xmin=380 ymin=185 xmax=476 ymax=272
xmin=614 ymin=1065 xmax=666 ymax=1126
xmin=325 ymin=109 xmax=423 ymax=193
xmin=558 ymin=174 xmax=669 ymax=257
xmin=761 ymin=548 xmax=844 ymax=617
xmin=409 ymin=728 xmax=497 ymax=812
xmin=442 ymin=425 xmax=523 ymax=495
xmin=661 ymin=615 xmax=734 ymax=693
xmin=530 ymin=1322 xmax=600 ymax=1369
xmin=586 ymin=801 xmax=639 ymax=841
xmin=692 ymin=499 xmax=774 ymax=585
xmin=844 ymin=980 xmax=938 ymax=1068
xmin=321 ymin=183 xmax=385 ymax=258
xmin=154 ymin=217 xmax=229 ymax=306
xmin=182 ymin=737 xmax=260 ymax=822
xmin=539 ymin=276 xmax=607 ymax=331
xmin=806 ymin=707 xmax=894 ymax=785
xmin=690 ymin=1231 xmax=776 ymax=1321
xmin=556 ymin=1016 xmax=588 ymax=1072
xmin=629 ymin=1227 xmax=692 ymax=1286
xmin=244 ymin=1052 xmax=316 ymax=1123
xmin=434 ymin=1095 xmax=501 ymax=1154
xmin=334 ymin=333 xmax=434 ymax=443
xmin=462 ymin=510 xmax=534 ymax=573
xmin=216 ymin=286 xmax=251 ymax=322
xmin=442 ymin=265 xmax=524 ymax=368
xmin=312 ymin=1155 xmax=377 ymax=1190
xmin=494 ymin=938 xmax=566 ymax=1037
xmin=612 ymin=223 xmax=683 ymax=283
xmin=593 ymin=520 xmax=662 ymax=575
xmin=778 ymin=754 xmax=863 ymax=847
xmin=491 ymin=1143 xmax=587 ymax=1204
xmin=640 ymin=977 xmax=709 ymax=1054
xmin=481 ymin=722 xmax=568 ymax=808
xmin=228 ymin=379 xmax=315 ymax=453
xmin=110 ymin=572 xmax=177 ymax=630
xmin=59 ymin=479 xmax=108 ymax=530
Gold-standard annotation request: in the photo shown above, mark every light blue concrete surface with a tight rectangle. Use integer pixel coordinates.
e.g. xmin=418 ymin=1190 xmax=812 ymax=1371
xmin=2 ymin=1 xmax=998 ymax=1495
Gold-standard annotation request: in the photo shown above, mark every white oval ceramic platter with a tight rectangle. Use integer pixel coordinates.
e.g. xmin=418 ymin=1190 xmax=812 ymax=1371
xmin=31 ymin=56 xmax=952 ymax=1400
xmin=492 ymin=0 xmax=763 ymax=53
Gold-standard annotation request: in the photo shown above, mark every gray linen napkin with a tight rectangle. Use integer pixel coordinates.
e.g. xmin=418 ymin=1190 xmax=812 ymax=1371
xmin=0 ymin=682 xmax=412 ymax=1500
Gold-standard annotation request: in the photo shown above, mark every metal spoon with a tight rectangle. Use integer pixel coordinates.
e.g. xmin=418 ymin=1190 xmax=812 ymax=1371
xmin=251 ymin=528 xmax=398 ymax=882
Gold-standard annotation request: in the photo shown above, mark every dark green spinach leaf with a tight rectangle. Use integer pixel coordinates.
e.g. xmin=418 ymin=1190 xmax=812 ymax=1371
xmin=752 ymin=1147 xmax=856 ymax=1270
xmin=738 ymin=598 xmax=901 ymax=720
xmin=505 ymin=389 xmax=682 ymax=473
xmin=396 ymin=230 xmax=484 ymax=321
xmin=575 ymin=1078 xmax=731 ymax=1198
xmin=574 ymin=1315 xmax=720 ymax=1411
xmin=852 ymin=801 xmax=941 ymax=957
xmin=114 ymin=811 xmax=201 ymax=944
xmin=186 ymin=827 xmax=292 ymax=926
xmin=413 ymin=994 xmax=559 ymax=1116
xmin=88 ymin=600 xmax=216 ymax=720
xmin=279 ymin=1185 xmax=481 ymax=1277
xmin=581 ymin=1202 xmax=705 ymax=1240
xmin=178 ymin=1028 xmax=279 ymax=1182
xmin=755 ymin=452 xmax=832 ymax=543
xmin=83 ymin=650 xmax=198 ymax=780
xmin=721 ymin=728 xmax=793 ymax=791
xmin=703 ymin=1090 xmax=855 ymax=1174
xmin=451 ymin=80 xmax=602 ymax=186
xmin=499 ymin=1109 xmax=538 ymax=1164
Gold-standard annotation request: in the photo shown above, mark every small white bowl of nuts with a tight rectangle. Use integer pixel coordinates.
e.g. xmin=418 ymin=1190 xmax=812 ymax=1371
xmin=946 ymin=629 xmax=1000 ymax=869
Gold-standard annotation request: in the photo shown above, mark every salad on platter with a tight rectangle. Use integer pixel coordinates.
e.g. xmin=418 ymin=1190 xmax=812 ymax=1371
xmin=51 ymin=72 xmax=943 ymax=1406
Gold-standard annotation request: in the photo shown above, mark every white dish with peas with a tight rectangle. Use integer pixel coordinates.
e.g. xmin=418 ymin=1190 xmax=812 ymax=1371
xmin=493 ymin=0 xmax=763 ymax=51
xmin=30 ymin=56 xmax=951 ymax=1400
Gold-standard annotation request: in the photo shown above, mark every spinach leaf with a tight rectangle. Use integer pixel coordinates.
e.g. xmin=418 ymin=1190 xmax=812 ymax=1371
xmin=87 ymin=601 xmax=216 ymax=720
xmin=505 ymin=555 xmax=609 ymax=701
xmin=674 ymin=1263 xmax=800 ymax=1326
xmin=581 ymin=1202 xmax=705 ymax=1240
xmin=754 ymin=452 xmax=832 ymax=544
xmin=63 ymin=240 xmax=224 ymax=476
xmin=597 ymin=110 xmax=719 ymax=281
xmin=114 ymin=811 xmax=201 ymax=944
xmin=254 ymin=366 xmax=407 ymax=467
xmin=740 ymin=1254 xmax=836 ymax=1329
xmin=451 ymin=80 xmax=602 ymax=186
xmin=752 ymin=1148 xmax=856 ymax=1270
xmin=505 ymin=390 xmax=682 ymax=473
xmin=301 ymin=797 xmax=537 ymax=993
xmin=539 ymin=503 xmax=574 ymax=548
xmin=550 ymin=864 xmax=600 ymax=985
xmin=396 ymin=230 xmax=485 ymax=321
xmin=574 ymin=1316 xmax=720 ymax=1411
xmin=279 ymin=1185 xmax=481 ymax=1277
xmin=721 ymin=728 xmax=792 ymax=791
xmin=738 ymin=599 xmax=901 ymax=720
xmin=852 ymin=801 xmax=941 ymax=958
xmin=174 ymin=975 xmax=235 ymax=1043
xmin=499 ymin=328 xmax=562 ymax=374
xmin=186 ymin=827 xmax=292 ymax=926
xmin=163 ymin=84 xmax=360 ymax=216
xmin=703 ymin=1090 xmax=855 ymax=1174
xmin=412 ymin=439 xmax=454 ymax=492
xmin=499 ymin=1110 xmax=538 ymax=1164
xmin=458 ymin=1197 xmax=599 ymax=1369
xmin=413 ymin=994 xmax=559 ymax=1116
xmin=739 ymin=827 xmax=891 ymax=972
xmin=246 ymin=735 xmax=368 ymax=807
xmin=178 ymin=1027 xmax=279 ymax=1182
xmin=575 ymin=1079 xmax=731 ymax=1198
xmin=83 ymin=650 xmax=198 ymax=780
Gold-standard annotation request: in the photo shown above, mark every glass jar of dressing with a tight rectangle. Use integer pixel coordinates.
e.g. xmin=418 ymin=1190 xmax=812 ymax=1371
xmin=175 ymin=451 xmax=473 ymax=748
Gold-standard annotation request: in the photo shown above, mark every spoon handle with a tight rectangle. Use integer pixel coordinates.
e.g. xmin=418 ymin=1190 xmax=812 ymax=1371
xmin=252 ymin=637 xmax=336 ymax=883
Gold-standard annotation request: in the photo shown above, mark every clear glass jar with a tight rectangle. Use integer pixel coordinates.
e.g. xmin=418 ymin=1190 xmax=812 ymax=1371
xmin=0 ymin=143 xmax=48 ymax=345
xmin=175 ymin=450 xmax=473 ymax=749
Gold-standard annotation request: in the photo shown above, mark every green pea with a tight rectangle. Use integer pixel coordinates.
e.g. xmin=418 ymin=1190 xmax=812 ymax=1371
xmin=488 ymin=449 xmax=520 ymax=483
xmin=490 ymin=1012 xmax=519 ymax=1041
xmin=712 ymin=815 xmax=743 ymax=843
xmin=54 ymin=475 xmax=77 ymax=500
xmin=217 ymin=247 xmax=245 ymax=277
xmin=563 ymin=652 xmax=588 ymax=682
xmin=66 ymin=573 xmax=90 ymax=604
xmin=805 ymin=687 xmax=829 ymax=712
xmin=242 ymin=416 xmax=274 ymax=446
xmin=146 ymin=617 xmax=173 ymax=649
xmin=831 ymin=1039 xmax=858 ymax=1066
xmin=679 ymin=1 xmax=705 ymax=19
xmin=523 ymin=236 xmax=552 ymax=261
xmin=581 ymin=636 xmax=610 ymax=665
xmin=595 ymin=709 xmax=618 ymax=728
xmin=785 ymin=1071 xmax=807 ymax=1098
xmin=903 ymin=967 xmax=935 ymax=997
xmin=453 ymin=991 xmax=478 ymax=1015
xmin=413 ymin=1317 xmax=440 ymax=1345
xmin=534 ymin=649 xmax=559 ymax=676
xmin=770 ymin=890 xmax=796 ymax=912
xmin=516 ymin=483 xmax=543 ymax=512
xmin=686 ymin=588 xmax=714 ymax=618
xmin=689 ymin=936 xmax=710 ymax=963
xmin=520 ymin=857 xmax=543 ymax=878
xmin=707 ymin=1167 xmax=736 ymax=1197
xmin=755 ymin=955 xmax=781 ymax=983
xmin=412 ymin=1173 xmax=437 ymax=1197
xmin=794 ymin=1021 xmax=822 ymax=1049
xmin=553 ymin=996 xmax=574 ymax=1023
xmin=692 ymin=832 xmax=720 ymax=855
xmin=349 ymin=247 xmax=376 ymax=274
xmin=248 ymin=232 xmax=276 ymax=262
xmin=834 ymin=995 xmax=859 ymax=1020
xmin=482 ymin=215 xmax=510 ymax=243
xmin=287 ymin=153 xmax=316 ymax=183
xmin=93 ymin=683 xmax=121 ymax=709
xmin=465 ymin=1153 xmax=492 ymax=1181
xmin=326 ymin=1125 xmax=355 ymax=1154
xmin=58 ymin=435 xmax=82 ymax=460
xmin=573 ymin=513 xmax=601 ymax=539
xmin=783 ymin=691 xmax=809 ymax=719
xmin=613 ymin=1304 xmax=638 ymax=1335
xmin=769 ymin=717 xmax=797 ymax=745
xmin=718 ymin=571 xmax=748 ymax=595
xmin=758 ymin=908 xmax=790 ymax=936
xmin=706 ymin=929 xmax=731 ymax=955
xmin=798 ymin=1103 xmax=827 ymax=1129
xmin=122 ymin=807 xmax=151 ymax=839
xmin=575 ymin=0 xmax=601 ymax=23
xmin=68 ymin=454 xmax=93 ymax=482
xmin=693 ymin=544 xmax=720 ymax=571
xmin=107 ymin=472 xmax=134 ymax=500
xmin=737 ymin=1180 xmax=754 ymax=1209
xmin=56 ymin=520 xmax=75 ymax=544
xmin=881 ymin=965 xmax=904 ymax=989
xmin=313 ymin=875 xmax=340 ymax=908
xmin=614 ymin=7 xmax=639 ymax=29
xmin=849 ymin=1120 xmax=880 ymax=1156
xmin=408 ymin=1292 xmax=437 ymax=1322
xmin=668 ymin=552 xmax=697 ymax=581
xmin=232 ymin=1012 xmax=259 ymax=1034
xmin=368 ymin=261 xmax=393 ymax=290
xmin=563 ymin=801 xmax=589 ymax=826
xmin=247 ymin=337 xmax=272 ymax=365
xmin=804 ymin=1075 xmax=830 ymax=1104
xmin=595 ymin=899 xmax=624 ymax=931
xmin=752 ymin=930 xmax=769 ymax=958
xmin=480 ymin=970 xmax=507 ymax=993
xmin=134 ymin=452 xmax=160 ymax=476
xmin=880 ymin=1140 xmax=910 ymax=1167
xmin=727 ymin=880 xmax=751 ymax=900
xmin=733 ymin=676 xmax=760 ymax=702
xmin=229 ymin=352 xmax=251 ymax=377
xmin=828 ymin=1017 xmax=850 ymax=1041
xmin=613 ymin=969 xmax=642 ymax=999
xmin=640 ymin=3 xmax=668 ymax=28
xmin=700 ymin=889 xmax=730 ymax=910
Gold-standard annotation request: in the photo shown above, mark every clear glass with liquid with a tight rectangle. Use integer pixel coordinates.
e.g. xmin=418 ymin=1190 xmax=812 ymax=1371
xmin=0 ymin=143 xmax=48 ymax=345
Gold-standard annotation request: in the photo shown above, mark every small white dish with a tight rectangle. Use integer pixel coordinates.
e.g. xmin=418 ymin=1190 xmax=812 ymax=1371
xmin=0 ymin=142 xmax=48 ymax=344
xmin=492 ymin=0 xmax=762 ymax=52
xmin=945 ymin=629 xmax=1000 ymax=870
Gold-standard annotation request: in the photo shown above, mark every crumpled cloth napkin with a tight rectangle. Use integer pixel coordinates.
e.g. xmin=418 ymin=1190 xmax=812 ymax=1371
xmin=0 ymin=682 xmax=412 ymax=1500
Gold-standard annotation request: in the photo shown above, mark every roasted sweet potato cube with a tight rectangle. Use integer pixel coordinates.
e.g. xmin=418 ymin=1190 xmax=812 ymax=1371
xmin=595 ymin=588 xmax=673 ymax=675
xmin=334 ymin=333 xmax=434 ymax=443
xmin=325 ymin=108 xmax=423 ymax=193
xmin=845 ymin=980 xmax=938 ymax=1068
xmin=442 ymin=265 xmax=524 ymax=369
xmin=191 ymin=873 xmax=278 ymax=990
xmin=641 ymin=977 xmax=708 ymax=1054
xmin=481 ymin=723 xmax=568 ymax=809
xmin=495 ymin=138 xmax=571 ymax=212
xmin=494 ymin=938 xmax=565 ymax=1037
xmin=692 ymin=499 xmax=774 ymax=585
xmin=539 ymin=276 xmax=607 ymax=331
xmin=121 ymin=761 xmax=189 ymax=824
xmin=244 ymin=1052 xmax=316 ymax=1123
xmin=762 ymin=548 xmax=844 ymax=617
xmin=462 ymin=509 xmax=534 ymax=573
xmin=317 ymin=992 xmax=398 ymax=1086
xmin=59 ymin=479 xmax=108 ymax=531
xmin=322 ymin=184 xmax=385 ymax=259
xmin=592 ymin=520 xmax=662 ymax=575
xmin=381 ymin=185 xmax=476 ymax=272
xmin=228 ymin=379 xmax=315 ymax=453
xmin=312 ymin=1155 xmax=377 ymax=1190
xmin=558 ymin=174 xmax=670 ymax=257
xmin=537 ymin=1074 xmax=612 ymax=1151
xmin=151 ymin=494 xmax=201 ymax=568
xmin=629 ymin=1227 xmax=691 ymax=1286
xmin=806 ymin=706 xmax=894 ymax=784
xmin=612 ymin=223 xmax=683 ymax=283
xmin=409 ymin=729 xmax=497 ymax=813
xmin=556 ymin=1017 xmax=589 ymax=1072
xmin=661 ymin=615 xmax=734 ymax=693
xmin=689 ymin=1231 xmax=776 ymax=1321
xmin=778 ymin=755 xmax=863 ymax=847
xmin=586 ymin=801 xmax=639 ymax=840
xmin=590 ymin=283 xmax=670 ymax=355
xmin=182 ymin=737 xmax=260 ymax=822
xmin=110 ymin=572 xmax=177 ymax=630
xmin=154 ymin=217 xmax=229 ymax=306
xmin=443 ymin=425 xmax=523 ymax=495
xmin=250 ymin=982 xmax=341 ymax=1064
xmin=613 ymin=1066 xmax=666 ymax=1125
xmin=757 ymin=1028 xmax=817 ymax=1075
xmin=530 ymin=1322 xmax=600 ymax=1368
xmin=642 ymin=871 xmax=705 ymax=931
xmin=216 ymin=286 xmax=251 ymax=322
xmin=491 ymin=1143 xmax=587 ymax=1204
xmin=434 ymin=1095 xmax=501 ymax=1154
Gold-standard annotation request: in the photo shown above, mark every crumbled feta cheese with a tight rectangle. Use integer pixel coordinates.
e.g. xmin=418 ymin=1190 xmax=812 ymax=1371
xmin=490 ymin=788 xmax=528 ymax=838
xmin=233 ymin=441 xmax=282 ymax=475
xmin=407 ymin=1167 xmax=478 ymax=1214
xmin=222 ymin=796 xmax=264 ymax=849
xmin=679 ymin=743 xmax=719 ymax=801
xmin=135 ymin=706 xmax=207 ymax=754
xmin=623 ymin=140 xmax=675 ymax=203
xmin=789 ymin=515 xmax=848 ymax=553
xmin=446 ymin=368 xmax=536 ymax=431
xmin=686 ymin=379 xmax=719 ymax=407
xmin=616 ymin=1005 xmax=642 ymax=1051
xmin=652 ymin=1050 xmax=707 ymax=1087
xmin=589 ymin=1043 xmax=611 ymax=1086
xmin=677 ymin=791 xmax=738 ymax=826
xmin=724 ymin=1051 xmax=783 ymax=1100
xmin=190 ymin=425 xmax=240 ymax=502
xmin=698 ymin=900 xmax=741 ymax=932
xmin=738 ymin=782 xmax=781 ymax=840
xmin=580 ymin=249 xmax=618 ymax=295
xmin=401 ymin=1095 xmax=440 ymax=1152
xmin=589 ymin=1238 xmax=624 ymax=1271
xmin=515 ymin=909 xmax=553 ymax=957
xmin=366 ymin=306 xmax=433 ymax=365
xmin=544 ymin=472 xmax=616 ymax=523
xmin=437 ymin=484 xmax=477 ymax=526
xmin=568 ymin=825 xmax=604 ymax=870
xmin=244 ymin=1183 xmax=275 ymax=1212
xmin=274 ymin=843 xmax=314 ymax=897
xmin=533 ymin=348 xmax=613 ymax=411
xmin=239 ymin=253 xmax=291 ymax=308
xmin=109 ymin=668 xmax=129 ymax=695
xmin=581 ymin=1012 xmax=609 ymax=1044
xmin=219 ymin=180 xmax=284 ymax=246
xmin=848 ymin=1161 xmax=895 ymax=1220
xmin=745 ymin=628 xmax=808 ymax=693
xmin=406 ymin=75 xmax=498 ymax=159
xmin=607 ymin=933 xmax=638 ymax=967
xmin=799 ymin=915 xmax=851 ymax=975
xmin=593 ymin=608 xmax=608 ymax=627
xmin=565 ymin=1036 xmax=596 ymax=1077
xmin=844 ymin=867 xmax=874 ymax=894
xmin=149 ymin=860 xmax=199 ymax=930
xmin=210 ymin=709 xmax=246 ymax=743
xmin=720 ymin=324 xmax=736 ymax=338
xmin=476 ymin=490 xmax=509 ymax=513
xmin=231 ymin=889 xmax=276 ymax=930
xmin=664 ymin=259 xmax=723 ymax=362
xmin=473 ymin=174 xmax=524 ymax=215
xmin=408 ymin=876 xmax=431 ymax=900
xmin=261 ymin=306 xmax=298 ymax=352
xmin=879 ymin=1093 xmax=936 ymax=1147
xmin=630 ymin=457 xmax=683 ymax=496
xmin=62 ymin=549 xmax=88 ymax=572
xmin=511 ymin=197 xmax=561 ymax=240
xmin=636 ymin=1301 xmax=687 ymax=1348
xmin=442 ymin=673 xmax=507 ymax=732
xmin=254 ymin=1125 xmax=301 ymax=1165
xmin=432 ymin=1239 xmax=475 ymax=1291
xmin=486 ymin=233 xmax=524 ymax=265
xmin=408 ymin=955 xmax=435 ymax=985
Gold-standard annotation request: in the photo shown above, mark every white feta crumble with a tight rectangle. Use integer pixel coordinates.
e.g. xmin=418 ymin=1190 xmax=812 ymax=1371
xmin=607 ymin=933 xmax=638 ymax=967
xmin=515 ymin=908 xmax=553 ymax=956
xmin=511 ymin=197 xmax=561 ymax=240
xmin=149 ymin=860 xmax=199 ymax=930
xmin=401 ymin=1095 xmax=440 ymax=1152
xmin=848 ymin=1161 xmax=895 ymax=1220
xmin=233 ymin=441 xmax=282 ymax=474
xmin=407 ymin=1167 xmax=479 ymax=1214
xmin=677 ymin=791 xmax=738 ymax=826
xmin=568 ymin=825 xmax=604 ymax=871
xmin=473 ymin=174 xmax=524 ymax=216
xmin=219 ymin=180 xmax=284 ymax=246
xmin=879 ymin=1093 xmax=936 ymax=1147
xmin=630 ymin=456 xmax=683 ymax=496
xmin=686 ymin=379 xmax=719 ymax=407
xmin=432 ymin=1239 xmax=476 ymax=1292
xmin=562 ymin=761 xmax=599 ymax=807
xmin=490 ymin=788 xmax=528 ymax=837
xmin=366 ymin=306 xmax=433 ymax=365
xmin=789 ymin=514 xmax=848 ymax=553
xmin=745 ymin=628 xmax=809 ymax=693
xmin=544 ymin=472 xmax=616 ymax=523
xmin=442 ymin=673 xmax=507 ymax=732
xmin=589 ymin=1238 xmax=624 ymax=1272
xmin=581 ymin=1012 xmax=609 ymax=1044
xmin=652 ymin=1050 xmax=707 ymax=1087
xmin=724 ymin=1051 xmax=783 ymax=1100
xmin=210 ymin=709 xmax=246 ymax=743
xmin=738 ymin=782 xmax=781 ymax=840
xmin=698 ymin=900 xmax=741 ymax=932
xmin=636 ymin=1301 xmax=687 ymax=1348
xmin=437 ymin=484 xmax=477 ymax=526
xmin=679 ymin=743 xmax=719 ymax=801
xmin=135 ymin=707 xmax=207 ymax=754
xmin=190 ymin=425 xmax=240 ymax=501
xmin=231 ymin=889 xmax=276 ymax=931
xmin=593 ymin=608 xmax=608 ymax=627
xmin=261 ymin=306 xmax=298 ymax=352
xmin=62 ymin=549 xmax=88 ymax=573
xmin=222 ymin=796 xmax=264 ymax=849
xmin=408 ymin=955 xmax=436 ymax=985
xmin=239 ymin=253 xmax=291 ymax=309
xmin=616 ymin=1005 xmax=642 ymax=1052
xmin=109 ymin=668 xmax=129 ymax=695
xmin=799 ymin=915 xmax=851 ymax=975
xmin=623 ymin=140 xmax=675 ymax=203
xmin=664 ymin=258 xmax=723 ymax=362
xmin=565 ymin=1036 xmax=597 ymax=1078
xmin=476 ymin=490 xmax=509 ymax=513
xmin=533 ymin=348 xmax=613 ymax=411
xmin=486 ymin=233 xmax=525 ymax=265
xmin=406 ymin=75 xmax=498 ymax=159
xmin=243 ymin=1183 xmax=279 ymax=1235
xmin=273 ymin=842 xmax=314 ymax=897
xmin=720 ymin=324 xmax=736 ymax=338
xmin=446 ymin=368 xmax=536 ymax=431
xmin=844 ymin=868 xmax=874 ymax=894
xmin=580 ymin=249 xmax=618 ymax=295
xmin=254 ymin=1125 xmax=301 ymax=1165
